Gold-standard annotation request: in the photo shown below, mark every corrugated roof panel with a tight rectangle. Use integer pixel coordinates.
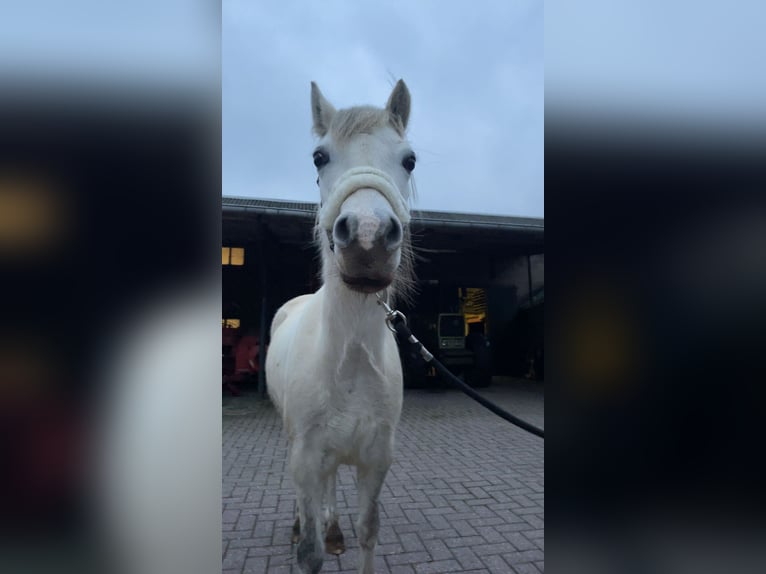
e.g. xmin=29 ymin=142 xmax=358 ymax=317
xmin=222 ymin=196 xmax=543 ymax=229
xmin=223 ymin=196 xmax=318 ymax=213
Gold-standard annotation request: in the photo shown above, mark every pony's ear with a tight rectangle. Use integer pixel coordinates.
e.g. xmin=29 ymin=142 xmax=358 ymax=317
xmin=311 ymin=82 xmax=336 ymax=137
xmin=385 ymin=79 xmax=411 ymax=131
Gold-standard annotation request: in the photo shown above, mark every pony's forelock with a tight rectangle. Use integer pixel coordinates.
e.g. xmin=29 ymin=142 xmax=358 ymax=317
xmin=329 ymin=106 xmax=405 ymax=144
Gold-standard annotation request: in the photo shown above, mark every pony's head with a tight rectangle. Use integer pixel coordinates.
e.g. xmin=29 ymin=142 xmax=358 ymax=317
xmin=311 ymin=80 xmax=415 ymax=296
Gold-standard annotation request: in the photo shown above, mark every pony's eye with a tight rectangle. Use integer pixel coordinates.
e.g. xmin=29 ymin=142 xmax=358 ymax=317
xmin=313 ymin=150 xmax=329 ymax=168
xmin=402 ymin=153 xmax=416 ymax=173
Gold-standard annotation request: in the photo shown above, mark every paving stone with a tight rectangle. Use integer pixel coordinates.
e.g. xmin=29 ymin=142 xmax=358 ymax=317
xmin=242 ymin=556 xmax=268 ymax=573
xmin=452 ymin=547 xmax=487 ymax=570
xmin=481 ymin=553 xmax=512 ymax=573
xmin=511 ymin=562 xmax=543 ymax=574
xmin=385 ymin=551 xmax=432 ymax=566
xmin=222 ymin=547 xmax=248 ymax=570
xmin=398 ymin=532 xmax=427 ymax=553
xmin=505 ymin=531 xmax=538 ymax=552
xmin=422 ymin=538 xmax=453 ymax=561
xmin=414 ymin=558 xmax=464 ymax=573
xmin=223 ymin=382 xmax=543 ymax=572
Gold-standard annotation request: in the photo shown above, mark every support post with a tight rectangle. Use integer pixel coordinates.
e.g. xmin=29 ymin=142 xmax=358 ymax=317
xmin=258 ymin=294 xmax=267 ymax=396
xmin=258 ymin=228 xmax=267 ymax=396
xmin=527 ymin=253 xmax=534 ymax=306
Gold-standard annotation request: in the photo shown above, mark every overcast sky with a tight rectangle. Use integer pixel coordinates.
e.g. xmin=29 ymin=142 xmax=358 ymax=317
xmin=223 ymin=1 xmax=543 ymax=217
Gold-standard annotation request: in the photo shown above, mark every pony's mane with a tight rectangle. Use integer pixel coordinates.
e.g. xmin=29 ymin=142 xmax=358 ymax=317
xmin=327 ymin=106 xmax=406 ymax=143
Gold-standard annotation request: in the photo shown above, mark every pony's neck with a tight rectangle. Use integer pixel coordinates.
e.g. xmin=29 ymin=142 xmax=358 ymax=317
xmin=320 ymin=273 xmax=389 ymax=353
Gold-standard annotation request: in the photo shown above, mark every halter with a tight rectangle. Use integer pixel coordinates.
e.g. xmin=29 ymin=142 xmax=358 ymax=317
xmin=318 ymin=166 xmax=411 ymax=232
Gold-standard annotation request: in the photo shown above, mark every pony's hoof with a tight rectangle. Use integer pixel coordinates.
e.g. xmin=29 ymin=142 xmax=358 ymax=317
xmin=291 ymin=516 xmax=301 ymax=544
xmin=324 ymin=521 xmax=345 ymax=555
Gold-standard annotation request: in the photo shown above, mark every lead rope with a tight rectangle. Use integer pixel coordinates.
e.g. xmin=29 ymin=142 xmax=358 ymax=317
xmin=376 ymin=292 xmax=545 ymax=439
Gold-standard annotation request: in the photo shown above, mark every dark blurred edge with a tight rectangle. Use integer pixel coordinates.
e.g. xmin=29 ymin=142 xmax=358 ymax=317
xmin=546 ymin=115 xmax=766 ymax=572
xmin=0 ymin=80 xmax=220 ymax=572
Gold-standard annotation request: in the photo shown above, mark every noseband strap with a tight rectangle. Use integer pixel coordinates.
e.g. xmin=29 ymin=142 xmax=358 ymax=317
xmin=318 ymin=167 xmax=411 ymax=231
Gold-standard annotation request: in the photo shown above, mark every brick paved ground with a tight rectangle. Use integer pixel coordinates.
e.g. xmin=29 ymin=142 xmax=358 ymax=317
xmin=223 ymin=379 xmax=544 ymax=573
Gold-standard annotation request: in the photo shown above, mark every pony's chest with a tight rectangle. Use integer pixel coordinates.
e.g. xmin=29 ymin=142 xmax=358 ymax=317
xmin=322 ymin=402 xmax=395 ymax=463
xmin=327 ymin=370 xmax=396 ymax=424
xmin=329 ymin=343 xmax=397 ymax=403
xmin=322 ymin=344 xmax=400 ymax=431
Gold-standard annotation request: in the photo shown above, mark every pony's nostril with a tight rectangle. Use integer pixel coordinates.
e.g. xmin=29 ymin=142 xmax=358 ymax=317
xmin=385 ymin=217 xmax=403 ymax=250
xmin=333 ymin=213 xmax=356 ymax=247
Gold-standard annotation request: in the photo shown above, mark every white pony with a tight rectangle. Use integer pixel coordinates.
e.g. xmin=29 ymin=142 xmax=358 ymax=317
xmin=266 ymin=80 xmax=416 ymax=574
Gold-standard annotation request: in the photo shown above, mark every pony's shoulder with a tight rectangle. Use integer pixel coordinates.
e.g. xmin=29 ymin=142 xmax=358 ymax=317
xmin=270 ymin=293 xmax=314 ymax=336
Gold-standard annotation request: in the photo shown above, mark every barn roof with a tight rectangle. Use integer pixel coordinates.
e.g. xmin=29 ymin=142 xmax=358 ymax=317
xmin=222 ymin=195 xmax=544 ymax=252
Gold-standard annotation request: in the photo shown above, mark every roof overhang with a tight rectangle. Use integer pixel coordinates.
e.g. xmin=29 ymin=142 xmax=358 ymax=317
xmin=222 ymin=196 xmax=544 ymax=252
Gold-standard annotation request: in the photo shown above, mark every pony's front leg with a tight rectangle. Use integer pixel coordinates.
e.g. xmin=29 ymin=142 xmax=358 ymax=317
xmin=356 ymin=463 xmax=389 ymax=574
xmin=294 ymin=485 xmax=323 ymax=574
xmin=291 ymin=447 xmax=329 ymax=574
xmin=323 ymin=470 xmax=345 ymax=554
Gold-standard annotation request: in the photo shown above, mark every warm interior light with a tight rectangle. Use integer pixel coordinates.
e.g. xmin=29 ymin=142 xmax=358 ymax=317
xmin=461 ymin=287 xmax=488 ymax=334
xmin=230 ymin=247 xmax=245 ymax=266
xmin=221 ymin=247 xmax=230 ymax=265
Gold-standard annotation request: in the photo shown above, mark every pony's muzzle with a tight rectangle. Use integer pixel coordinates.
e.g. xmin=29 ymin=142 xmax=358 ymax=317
xmin=332 ymin=209 xmax=403 ymax=252
xmin=332 ymin=193 xmax=403 ymax=293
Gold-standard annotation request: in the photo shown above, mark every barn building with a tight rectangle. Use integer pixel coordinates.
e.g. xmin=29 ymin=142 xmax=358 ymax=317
xmin=222 ymin=196 xmax=544 ymax=391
